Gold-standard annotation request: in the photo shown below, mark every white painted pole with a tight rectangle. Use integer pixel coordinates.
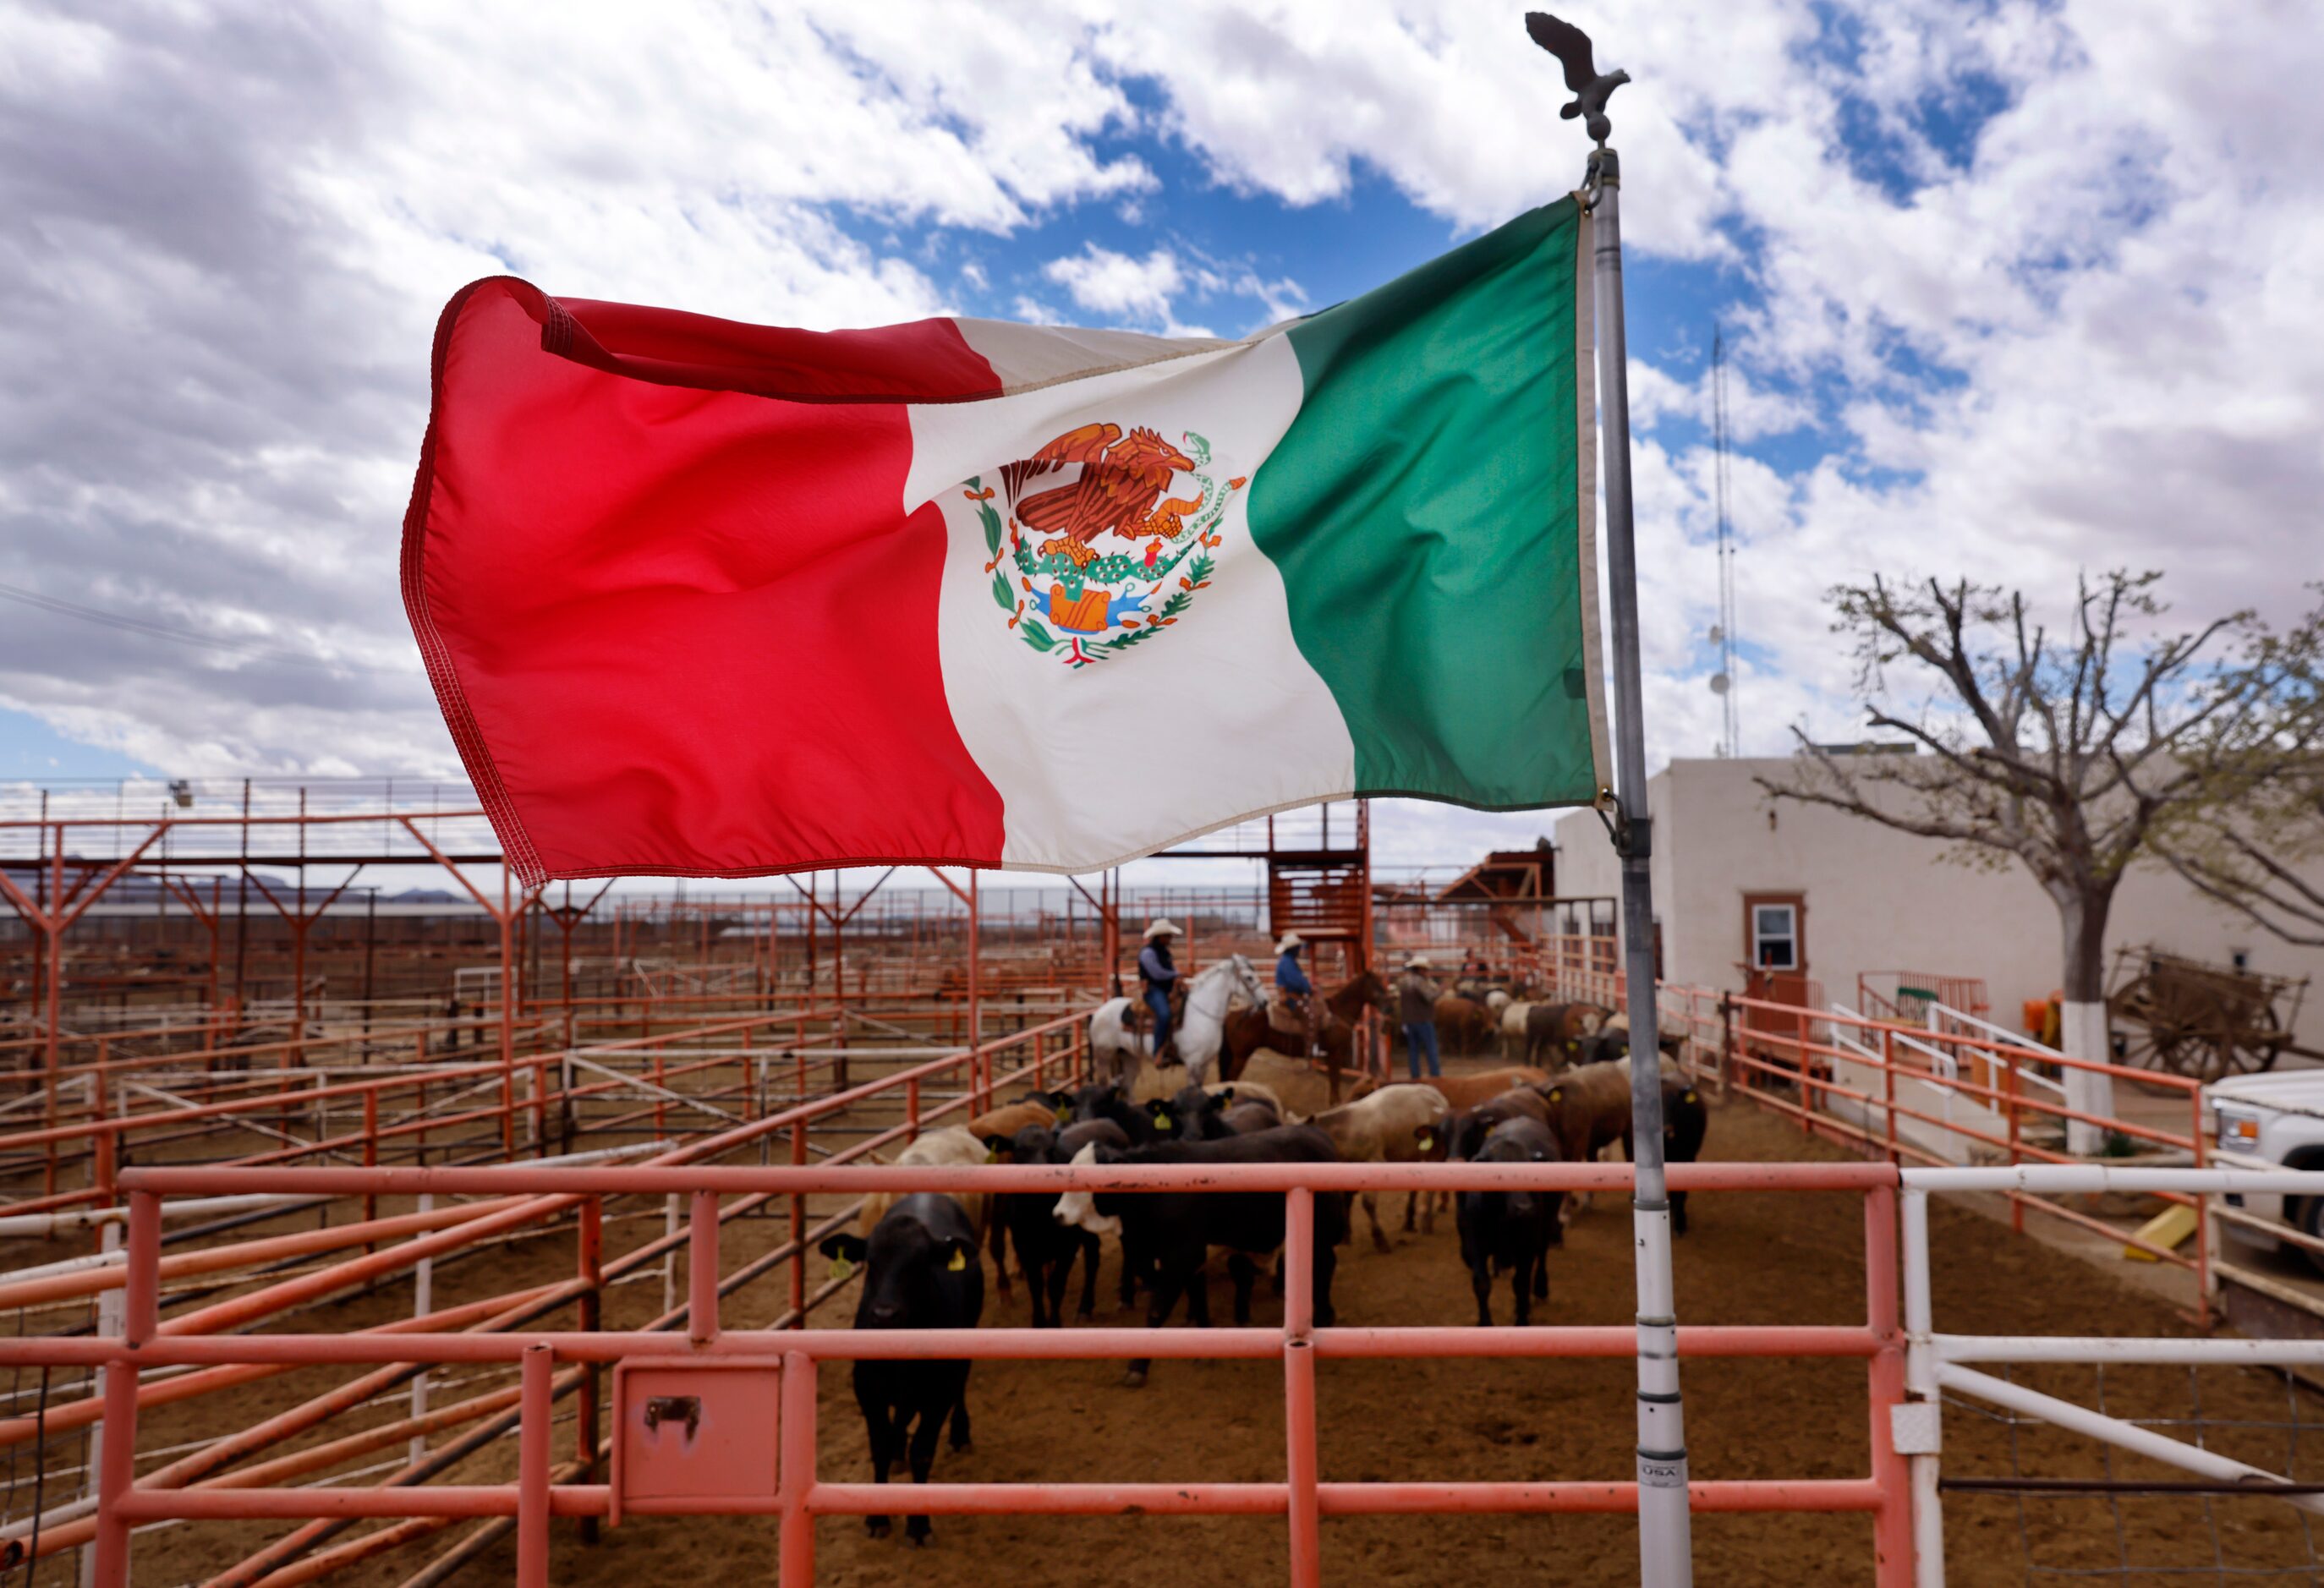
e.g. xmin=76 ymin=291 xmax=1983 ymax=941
xmin=1581 ymin=126 xmax=1695 ymax=1588
xmin=408 ymin=1191 xmax=432 ymax=1465
xmin=1899 ymin=1188 xmax=1944 ymax=1588
xmin=1523 ymin=14 xmax=1685 ymax=1580
xmin=83 ymin=1220 xmax=123 ymax=1588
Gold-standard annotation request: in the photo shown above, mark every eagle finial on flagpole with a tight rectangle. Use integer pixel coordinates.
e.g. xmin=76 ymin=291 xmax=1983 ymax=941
xmin=1524 ymin=12 xmax=1629 ymax=146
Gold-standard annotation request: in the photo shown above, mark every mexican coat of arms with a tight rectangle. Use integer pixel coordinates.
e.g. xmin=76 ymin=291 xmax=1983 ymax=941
xmin=965 ymin=422 xmax=1244 ymax=668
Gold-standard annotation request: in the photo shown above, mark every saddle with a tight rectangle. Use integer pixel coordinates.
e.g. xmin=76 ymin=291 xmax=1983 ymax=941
xmin=1126 ymin=985 xmax=1189 ymax=1036
xmin=1264 ymin=989 xmax=1309 ymax=1039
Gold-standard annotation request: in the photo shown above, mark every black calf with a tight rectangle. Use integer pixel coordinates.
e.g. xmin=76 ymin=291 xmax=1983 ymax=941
xmin=981 ymin=1123 xmax=1110 ymax=1325
xmin=1083 ymin=1124 xmax=1348 ymax=1387
xmin=1455 ymin=1117 xmax=1564 ymax=1327
xmin=1072 ymin=1081 xmax=1184 ymax=1145
xmin=817 ymin=1193 xmax=983 ymax=1545
xmin=1629 ymin=1079 xmax=1708 ymax=1236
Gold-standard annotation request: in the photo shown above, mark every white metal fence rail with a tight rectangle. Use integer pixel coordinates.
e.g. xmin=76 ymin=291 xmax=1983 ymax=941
xmin=1901 ymin=1165 xmax=2324 ymax=1586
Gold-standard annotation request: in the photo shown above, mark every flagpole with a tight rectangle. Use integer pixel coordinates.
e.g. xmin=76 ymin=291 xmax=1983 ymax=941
xmin=1528 ymin=15 xmax=1693 ymax=1585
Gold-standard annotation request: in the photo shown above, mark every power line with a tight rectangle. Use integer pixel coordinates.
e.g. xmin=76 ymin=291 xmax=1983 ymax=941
xmin=0 ymin=580 xmax=416 ymax=676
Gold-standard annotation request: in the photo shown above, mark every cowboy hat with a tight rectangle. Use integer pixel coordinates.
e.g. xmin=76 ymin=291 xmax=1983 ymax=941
xmin=1406 ymin=955 xmax=1432 ymax=971
xmin=1143 ymin=919 xmax=1181 ymax=939
xmin=1274 ymin=933 xmax=1303 ymax=954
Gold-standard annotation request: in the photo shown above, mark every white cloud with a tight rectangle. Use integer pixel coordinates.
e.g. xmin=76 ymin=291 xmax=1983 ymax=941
xmin=1043 ymin=243 xmax=1187 ymax=324
xmin=0 ymin=0 xmax=1167 ymax=774
xmin=7 ymin=0 xmax=2324 ymax=819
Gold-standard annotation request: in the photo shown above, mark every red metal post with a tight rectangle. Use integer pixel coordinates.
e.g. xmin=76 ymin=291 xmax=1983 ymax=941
xmin=968 ymin=868 xmax=985 ymax=1113
xmin=2004 ymin=1056 xmax=2024 ymax=1235
xmin=778 ymin=1350 xmax=818 ymax=1584
xmin=516 ymin=1343 xmax=553 ymax=1588
xmin=1798 ymin=1005 xmax=1812 ymax=1136
xmin=500 ymin=871 xmax=517 ymax=1156
xmin=1282 ymin=1186 xmax=1321 ymax=1588
xmin=790 ymin=1120 xmax=808 ymax=1321
xmin=689 ymin=1188 xmax=721 ymax=1344
xmin=363 ymin=1088 xmax=380 ymax=1235
xmin=93 ymin=1189 xmax=162 ymax=1586
xmin=47 ymin=835 xmax=63 ymax=1196
xmin=1880 ymin=1027 xmax=1899 ymax=1164
xmin=654 ymin=1039 xmax=668 ymax=1138
xmin=831 ymin=876 xmax=847 ymax=1077
xmin=1864 ymin=1184 xmax=1912 ymax=1586
xmin=2190 ymin=1085 xmax=2212 ymax=1328
xmin=578 ymin=1196 xmax=604 ymax=1545
xmin=90 ymin=1053 xmax=115 ymax=1213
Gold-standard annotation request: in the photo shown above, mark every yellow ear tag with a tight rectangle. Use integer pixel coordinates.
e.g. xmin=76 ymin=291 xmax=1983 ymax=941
xmin=1683 ymin=1090 xmax=1698 ymax=1104
xmin=946 ymin=1249 xmax=968 ymax=1273
xmin=828 ymin=1257 xmax=854 ymax=1283
xmin=1416 ymin=1131 xmax=1434 ymax=1152
xmin=1549 ymin=1088 xmax=1564 ymax=1103
xmin=1055 ymin=1106 xmax=1073 ymax=1125
xmin=1151 ymin=1108 xmax=1170 ymax=1128
xmin=984 ymin=1148 xmax=1000 ymax=1164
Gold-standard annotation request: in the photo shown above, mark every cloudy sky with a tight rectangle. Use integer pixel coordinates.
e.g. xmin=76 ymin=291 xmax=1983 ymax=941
xmin=3 ymin=0 xmax=2320 ymax=870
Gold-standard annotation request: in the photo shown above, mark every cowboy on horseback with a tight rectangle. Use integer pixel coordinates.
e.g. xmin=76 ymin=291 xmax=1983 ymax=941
xmin=1137 ymin=919 xmax=1183 ymax=1062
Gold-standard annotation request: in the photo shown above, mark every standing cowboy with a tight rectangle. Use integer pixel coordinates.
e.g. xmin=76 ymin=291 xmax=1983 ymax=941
xmin=1137 ymin=919 xmax=1182 ymax=1061
xmin=1274 ymin=931 xmax=1318 ymax=1058
xmin=1398 ymin=955 xmax=1443 ymax=1080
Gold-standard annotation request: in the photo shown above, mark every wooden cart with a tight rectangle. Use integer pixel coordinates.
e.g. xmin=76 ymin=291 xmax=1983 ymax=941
xmin=2107 ymin=946 xmax=2308 ymax=1087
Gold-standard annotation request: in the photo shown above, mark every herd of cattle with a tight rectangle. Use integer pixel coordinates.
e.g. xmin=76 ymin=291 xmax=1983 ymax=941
xmin=815 ymin=1001 xmax=1709 ymax=1543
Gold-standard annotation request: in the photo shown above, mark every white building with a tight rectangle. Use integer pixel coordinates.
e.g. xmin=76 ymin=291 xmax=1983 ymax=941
xmin=1549 ymin=754 xmax=2324 ymax=1056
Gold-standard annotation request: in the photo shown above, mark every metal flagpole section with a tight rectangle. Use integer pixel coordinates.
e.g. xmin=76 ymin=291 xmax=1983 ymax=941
xmin=1527 ymin=14 xmax=1692 ymax=1585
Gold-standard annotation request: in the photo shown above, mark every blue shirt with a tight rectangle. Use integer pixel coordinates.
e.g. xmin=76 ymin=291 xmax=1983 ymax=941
xmin=1138 ymin=944 xmax=1178 ymax=986
xmin=1275 ymin=950 xmax=1312 ymax=995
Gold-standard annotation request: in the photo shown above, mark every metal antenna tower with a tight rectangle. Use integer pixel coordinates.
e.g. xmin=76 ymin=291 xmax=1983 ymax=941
xmin=1709 ymin=327 xmax=1740 ymax=757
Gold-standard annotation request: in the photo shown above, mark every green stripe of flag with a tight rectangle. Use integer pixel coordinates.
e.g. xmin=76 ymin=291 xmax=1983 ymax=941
xmin=1247 ymin=198 xmax=1603 ymax=810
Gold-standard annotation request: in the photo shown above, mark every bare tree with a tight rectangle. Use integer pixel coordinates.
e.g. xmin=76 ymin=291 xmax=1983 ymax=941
xmin=1758 ymin=571 xmax=2321 ymax=1137
xmin=2151 ymin=605 xmax=2324 ymax=945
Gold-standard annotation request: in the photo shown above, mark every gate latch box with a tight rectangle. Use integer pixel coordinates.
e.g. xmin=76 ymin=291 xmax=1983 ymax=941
xmin=610 ymin=1358 xmax=783 ymax=1524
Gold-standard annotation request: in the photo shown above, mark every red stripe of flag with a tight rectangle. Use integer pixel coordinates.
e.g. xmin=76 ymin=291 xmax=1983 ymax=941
xmin=402 ymin=277 xmax=1008 ymax=884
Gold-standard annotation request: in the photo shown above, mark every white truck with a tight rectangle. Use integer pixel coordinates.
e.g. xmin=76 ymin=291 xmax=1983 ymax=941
xmin=2206 ymin=1068 xmax=2324 ymax=1267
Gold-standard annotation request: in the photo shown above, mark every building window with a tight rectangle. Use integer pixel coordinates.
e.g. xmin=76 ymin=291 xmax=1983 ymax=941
xmin=1750 ymin=902 xmax=1799 ymax=970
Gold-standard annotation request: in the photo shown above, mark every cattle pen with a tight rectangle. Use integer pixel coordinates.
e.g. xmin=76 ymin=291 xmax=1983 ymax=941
xmin=8 ymin=1029 xmax=2324 ymax=1584
xmin=10 ymin=790 xmax=2324 ymax=1581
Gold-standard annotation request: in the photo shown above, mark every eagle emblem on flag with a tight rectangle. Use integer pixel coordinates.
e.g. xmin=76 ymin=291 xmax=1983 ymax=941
xmin=969 ymin=425 xmax=1245 ymax=668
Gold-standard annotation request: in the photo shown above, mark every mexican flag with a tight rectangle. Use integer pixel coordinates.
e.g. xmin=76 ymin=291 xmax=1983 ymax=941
xmin=403 ymin=199 xmax=1609 ymax=884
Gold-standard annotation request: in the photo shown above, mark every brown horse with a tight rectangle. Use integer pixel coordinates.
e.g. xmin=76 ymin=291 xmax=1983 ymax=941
xmin=1218 ymin=969 xmax=1388 ymax=1103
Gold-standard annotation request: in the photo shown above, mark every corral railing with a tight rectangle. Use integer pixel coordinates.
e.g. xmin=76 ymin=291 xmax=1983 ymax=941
xmin=1528 ymin=940 xmax=2217 ymax=1316
xmin=1701 ymin=988 xmax=2212 ymax=1314
xmin=16 ymin=1157 xmax=1912 ymax=1588
xmin=0 ymin=1005 xmax=894 ymax=1215
xmin=1901 ymin=1165 xmax=2324 ymax=1588
xmin=0 ymin=1001 xmax=1092 ymax=1580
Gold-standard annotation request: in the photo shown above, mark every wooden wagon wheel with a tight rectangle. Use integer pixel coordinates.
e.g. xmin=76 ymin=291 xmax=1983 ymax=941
xmin=2109 ymin=972 xmax=2208 ymax=1095
xmin=2216 ymin=1004 xmax=2290 ymax=1084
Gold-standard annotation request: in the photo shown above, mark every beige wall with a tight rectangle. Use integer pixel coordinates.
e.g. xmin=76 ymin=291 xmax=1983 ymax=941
xmin=1551 ymin=756 xmax=2324 ymax=1052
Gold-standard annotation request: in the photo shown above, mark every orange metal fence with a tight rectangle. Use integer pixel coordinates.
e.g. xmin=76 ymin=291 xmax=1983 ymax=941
xmin=0 ymin=1004 xmax=1088 ymax=1579
xmin=18 ymin=1156 xmax=1911 ymax=1588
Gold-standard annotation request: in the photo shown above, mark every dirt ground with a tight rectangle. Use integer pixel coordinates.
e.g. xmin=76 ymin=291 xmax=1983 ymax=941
xmin=40 ymin=1090 xmax=2324 ymax=1585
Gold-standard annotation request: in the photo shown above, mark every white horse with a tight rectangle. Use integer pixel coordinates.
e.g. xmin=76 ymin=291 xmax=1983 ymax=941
xmin=1088 ymin=954 xmax=1263 ymax=1089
